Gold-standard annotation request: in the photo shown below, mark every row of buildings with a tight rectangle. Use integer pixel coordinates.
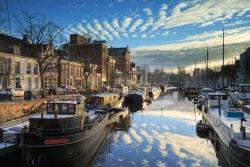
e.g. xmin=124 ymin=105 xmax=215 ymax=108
xmin=0 ymin=33 xmax=138 ymax=93
xmin=191 ymin=47 xmax=250 ymax=88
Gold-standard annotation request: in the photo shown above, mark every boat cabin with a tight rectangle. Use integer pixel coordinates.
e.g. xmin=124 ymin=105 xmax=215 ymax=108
xmin=29 ymin=96 xmax=88 ymax=135
xmin=236 ymin=84 xmax=250 ymax=100
xmin=200 ymin=87 xmax=213 ymax=98
xmin=207 ymin=93 xmax=229 ymax=111
xmin=86 ymin=93 xmax=121 ymax=106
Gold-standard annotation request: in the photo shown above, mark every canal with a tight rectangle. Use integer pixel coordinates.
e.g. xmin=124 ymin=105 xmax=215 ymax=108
xmin=92 ymin=91 xmax=218 ymax=167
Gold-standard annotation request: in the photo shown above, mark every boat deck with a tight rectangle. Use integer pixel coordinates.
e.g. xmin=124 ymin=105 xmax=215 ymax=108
xmin=209 ymin=108 xmax=250 ymax=135
xmin=31 ymin=114 xmax=74 ymax=119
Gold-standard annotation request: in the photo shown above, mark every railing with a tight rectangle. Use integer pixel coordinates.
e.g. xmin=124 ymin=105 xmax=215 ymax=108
xmin=0 ymin=133 xmax=19 ymax=149
xmin=22 ymin=113 xmax=107 ymax=138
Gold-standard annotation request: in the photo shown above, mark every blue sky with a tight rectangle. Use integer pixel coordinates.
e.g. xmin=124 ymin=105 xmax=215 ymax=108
xmin=4 ymin=0 xmax=250 ymax=70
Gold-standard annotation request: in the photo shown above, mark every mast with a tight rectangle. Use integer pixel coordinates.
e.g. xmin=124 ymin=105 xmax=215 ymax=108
xmin=195 ymin=59 xmax=196 ymax=69
xmin=207 ymin=47 xmax=209 ymax=86
xmin=222 ymin=29 xmax=225 ymax=86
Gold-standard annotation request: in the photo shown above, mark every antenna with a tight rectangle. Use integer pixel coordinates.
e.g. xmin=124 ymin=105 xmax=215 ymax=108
xmin=5 ymin=0 xmax=11 ymax=34
xmin=207 ymin=47 xmax=209 ymax=86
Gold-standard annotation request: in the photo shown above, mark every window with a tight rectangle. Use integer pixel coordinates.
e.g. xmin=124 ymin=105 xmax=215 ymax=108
xmin=27 ymin=77 xmax=32 ymax=90
xmin=34 ymin=78 xmax=39 ymax=89
xmin=0 ymin=59 xmax=9 ymax=74
xmin=15 ymin=77 xmax=21 ymax=89
xmin=15 ymin=62 xmax=21 ymax=74
xmin=241 ymin=85 xmax=250 ymax=93
xmin=34 ymin=64 xmax=38 ymax=74
xmin=222 ymin=95 xmax=228 ymax=100
xmin=68 ymin=104 xmax=75 ymax=114
xmin=48 ymin=104 xmax=55 ymax=114
xmin=209 ymin=95 xmax=215 ymax=100
xmin=60 ymin=104 xmax=68 ymax=114
xmin=26 ymin=63 xmax=31 ymax=74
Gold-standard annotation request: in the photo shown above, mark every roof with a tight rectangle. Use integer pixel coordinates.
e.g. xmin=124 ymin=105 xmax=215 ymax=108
xmin=108 ymin=47 xmax=130 ymax=56
xmin=48 ymin=100 xmax=79 ymax=104
xmin=239 ymin=84 xmax=250 ymax=86
xmin=208 ymin=92 xmax=227 ymax=96
xmin=94 ymin=93 xmax=117 ymax=97
xmin=201 ymin=87 xmax=213 ymax=91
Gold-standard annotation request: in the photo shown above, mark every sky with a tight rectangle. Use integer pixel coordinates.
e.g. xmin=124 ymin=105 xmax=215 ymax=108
xmin=3 ymin=0 xmax=250 ymax=71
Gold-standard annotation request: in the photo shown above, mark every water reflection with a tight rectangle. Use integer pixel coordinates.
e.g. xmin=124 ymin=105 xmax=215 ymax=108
xmin=92 ymin=91 xmax=217 ymax=167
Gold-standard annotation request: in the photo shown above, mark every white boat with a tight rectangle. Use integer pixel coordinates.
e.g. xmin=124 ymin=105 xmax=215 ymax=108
xmin=148 ymin=87 xmax=161 ymax=100
xmin=232 ymin=84 xmax=250 ymax=107
xmin=0 ymin=120 xmax=29 ymax=159
xmin=202 ymin=92 xmax=250 ymax=167
xmin=199 ymin=87 xmax=213 ymax=101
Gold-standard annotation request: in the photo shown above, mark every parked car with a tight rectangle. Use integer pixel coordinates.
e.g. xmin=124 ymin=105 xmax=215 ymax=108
xmin=6 ymin=88 xmax=25 ymax=97
xmin=48 ymin=87 xmax=66 ymax=95
xmin=0 ymin=89 xmax=12 ymax=101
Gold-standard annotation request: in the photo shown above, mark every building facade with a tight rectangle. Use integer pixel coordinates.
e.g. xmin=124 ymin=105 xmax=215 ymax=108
xmin=67 ymin=34 xmax=108 ymax=84
xmin=108 ymin=47 xmax=131 ymax=85
xmin=0 ymin=33 xmax=59 ymax=92
xmin=236 ymin=47 xmax=250 ymax=84
xmin=0 ymin=51 xmax=41 ymax=91
xmin=58 ymin=58 xmax=101 ymax=92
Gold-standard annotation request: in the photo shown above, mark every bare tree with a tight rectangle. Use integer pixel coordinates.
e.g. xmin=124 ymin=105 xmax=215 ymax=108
xmin=79 ymin=56 xmax=97 ymax=93
xmin=16 ymin=12 xmax=63 ymax=97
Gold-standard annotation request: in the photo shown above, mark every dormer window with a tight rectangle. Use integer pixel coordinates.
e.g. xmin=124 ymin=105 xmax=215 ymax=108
xmin=13 ymin=46 xmax=20 ymax=55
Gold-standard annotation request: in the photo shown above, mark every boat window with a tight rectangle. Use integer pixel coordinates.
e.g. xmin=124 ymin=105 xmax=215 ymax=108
xmin=48 ymin=104 xmax=55 ymax=114
xmin=68 ymin=104 xmax=75 ymax=114
xmin=209 ymin=96 xmax=215 ymax=100
xmin=60 ymin=104 xmax=68 ymax=114
xmin=222 ymin=95 xmax=228 ymax=100
xmin=241 ymin=85 xmax=250 ymax=93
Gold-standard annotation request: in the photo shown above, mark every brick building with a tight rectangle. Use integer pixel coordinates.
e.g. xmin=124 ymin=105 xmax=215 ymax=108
xmin=108 ymin=46 xmax=131 ymax=85
xmin=66 ymin=34 xmax=108 ymax=85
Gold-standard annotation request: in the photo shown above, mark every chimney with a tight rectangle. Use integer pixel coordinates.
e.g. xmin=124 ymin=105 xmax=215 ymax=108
xmin=23 ymin=34 xmax=29 ymax=44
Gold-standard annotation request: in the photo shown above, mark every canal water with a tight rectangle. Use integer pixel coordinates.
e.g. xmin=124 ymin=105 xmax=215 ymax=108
xmin=92 ymin=91 xmax=218 ymax=167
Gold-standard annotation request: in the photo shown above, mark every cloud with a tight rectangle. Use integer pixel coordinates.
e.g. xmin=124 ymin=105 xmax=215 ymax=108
xmin=65 ymin=0 xmax=250 ymax=43
xmin=141 ymin=34 xmax=147 ymax=38
xmin=103 ymin=20 xmax=120 ymax=38
xmin=112 ymin=18 xmax=120 ymax=29
xmin=134 ymin=26 xmax=250 ymax=52
xmin=143 ymin=8 xmax=152 ymax=16
xmin=163 ymin=0 xmax=250 ymax=29
xmin=121 ymin=17 xmax=133 ymax=32
xmin=129 ymin=19 xmax=143 ymax=33
xmin=152 ymin=4 xmax=168 ymax=31
xmin=139 ymin=17 xmax=153 ymax=32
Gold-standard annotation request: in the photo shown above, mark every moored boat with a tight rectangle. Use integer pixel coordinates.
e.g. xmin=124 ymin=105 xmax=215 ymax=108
xmin=86 ymin=93 xmax=123 ymax=108
xmin=20 ymin=96 xmax=109 ymax=167
xmin=148 ymin=87 xmax=161 ymax=100
xmin=201 ymin=92 xmax=250 ymax=167
xmin=183 ymin=87 xmax=199 ymax=98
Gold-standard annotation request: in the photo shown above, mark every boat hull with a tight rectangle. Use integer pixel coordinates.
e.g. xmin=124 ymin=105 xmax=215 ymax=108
xmin=21 ymin=115 xmax=109 ymax=167
xmin=202 ymin=111 xmax=250 ymax=167
xmin=208 ymin=128 xmax=250 ymax=167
